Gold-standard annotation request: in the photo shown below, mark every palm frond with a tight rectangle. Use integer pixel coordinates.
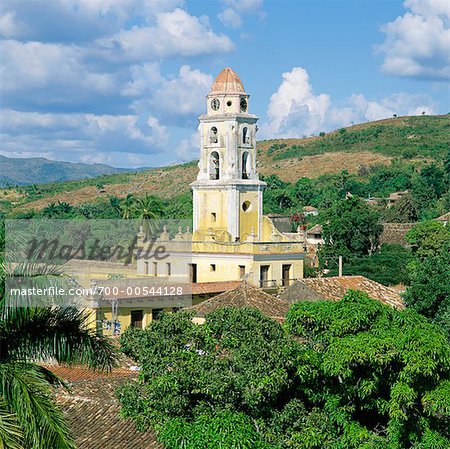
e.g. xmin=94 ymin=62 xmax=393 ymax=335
xmin=0 ymin=307 xmax=118 ymax=371
xmin=0 ymin=363 xmax=75 ymax=449
xmin=0 ymin=398 xmax=23 ymax=449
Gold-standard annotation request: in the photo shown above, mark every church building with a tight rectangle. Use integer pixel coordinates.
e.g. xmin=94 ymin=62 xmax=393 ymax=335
xmin=74 ymin=68 xmax=306 ymax=334
xmin=137 ymin=68 xmax=305 ymax=289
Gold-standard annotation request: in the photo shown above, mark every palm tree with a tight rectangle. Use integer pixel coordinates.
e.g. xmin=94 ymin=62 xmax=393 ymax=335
xmin=133 ymin=195 xmax=164 ymax=237
xmin=0 ymin=222 xmax=118 ymax=449
xmin=119 ymin=194 xmax=136 ymax=219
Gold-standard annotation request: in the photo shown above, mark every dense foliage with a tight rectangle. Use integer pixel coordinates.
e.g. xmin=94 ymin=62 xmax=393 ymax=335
xmin=404 ymin=221 xmax=450 ymax=338
xmin=118 ymin=294 xmax=450 ymax=448
xmin=326 ymin=244 xmax=412 ymax=286
xmin=262 ymin=159 xmax=449 ymax=221
xmin=319 ymin=196 xmax=383 ymax=260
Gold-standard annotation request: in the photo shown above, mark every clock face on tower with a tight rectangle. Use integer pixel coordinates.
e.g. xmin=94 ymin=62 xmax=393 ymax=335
xmin=211 ymin=98 xmax=220 ymax=111
xmin=240 ymin=97 xmax=248 ymax=112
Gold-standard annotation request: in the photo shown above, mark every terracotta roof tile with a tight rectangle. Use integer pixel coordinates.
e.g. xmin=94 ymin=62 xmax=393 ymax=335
xmin=435 ymin=211 xmax=450 ymax=222
xmin=49 ymin=365 xmax=161 ymax=449
xmin=380 ymin=223 xmax=415 ymax=246
xmin=307 ymin=224 xmax=322 ymax=234
xmin=280 ymin=276 xmax=404 ymax=310
xmin=210 ymin=67 xmax=246 ymax=94
xmin=191 ymin=281 xmax=243 ymax=295
xmin=189 ymin=282 xmax=290 ymax=319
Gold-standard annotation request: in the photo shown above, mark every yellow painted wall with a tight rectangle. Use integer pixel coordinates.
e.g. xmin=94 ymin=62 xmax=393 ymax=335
xmin=97 ymin=306 xmax=173 ymax=335
xmin=196 ymin=189 xmax=229 ymax=232
xmin=239 ymin=190 xmax=260 ymax=241
xmin=193 ymin=255 xmax=252 ymax=283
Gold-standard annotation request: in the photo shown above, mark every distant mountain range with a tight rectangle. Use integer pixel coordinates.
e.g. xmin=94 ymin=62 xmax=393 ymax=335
xmin=0 ymin=155 xmax=137 ymax=186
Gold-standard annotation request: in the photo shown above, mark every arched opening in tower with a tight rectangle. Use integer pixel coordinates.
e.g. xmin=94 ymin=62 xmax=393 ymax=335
xmin=242 ymin=151 xmax=250 ymax=179
xmin=209 ymin=151 xmax=220 ymax=180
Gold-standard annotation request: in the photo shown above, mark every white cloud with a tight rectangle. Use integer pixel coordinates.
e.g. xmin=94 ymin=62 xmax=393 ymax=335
xmin=218 ymin=0 xmax=265 ymax=28
xmin=218 ymin=8 xmax=242 ymax=28
xmin=121 ymin=63 xmax=163 ymax=97
xmin=0 ymin=40 xmax=117 ymax=109
xmin=0 ymin=109 xmax=168 ymax=163
xmin=126 ymin=65 xmax=214 ymax=127
xmin=152 ymin=66 xmax=213 ymax=118
xmin=0 ymin=1 xmax=234 ymax=167
xmin=0 ymin=11 xmax=23 ymax=38
xmin=175 ymin=132 xmax=199 ymax=161
xmin=100 ymin=8 xmax=233 ymax=60
xmin=262 ymin=67 xmax=436 ymax=138
xmin=0 ymin=0 xmax=186 ymax=42
xmin=377 ymin=0 xmax=450 ymax=80
xmin=265 ymin=67 xmax=331 ymax=137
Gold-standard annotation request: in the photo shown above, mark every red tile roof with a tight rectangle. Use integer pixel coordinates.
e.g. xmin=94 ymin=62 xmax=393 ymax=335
xmin=48 ymin=365 xmax=134 ymax=383
xmin=49 ymin=365 xmax=161 ymax=449
xmin=435 ymin=211 xmax=450 ymax=222
xmin=191 ymin=281 xmax=243 ymax=295
xmin=280 ymin=276 xmax=404 ymax=310
xmin=189 ymin=282 xmax=290 ymax=319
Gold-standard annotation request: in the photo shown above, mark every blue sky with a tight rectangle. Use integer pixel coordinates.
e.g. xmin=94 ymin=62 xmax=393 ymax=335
xmin=0 ymin=0 xmax=448 ymax=168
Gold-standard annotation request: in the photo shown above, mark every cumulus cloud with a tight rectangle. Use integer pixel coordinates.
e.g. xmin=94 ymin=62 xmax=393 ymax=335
xmin=0 ymin=0 xmax=186 ymax=42
xmin=265 ymin=68 xmax=331 ymax=137
xmin=121 ymin=65 xmax=213 ymax=127
xmin=0 ymin=1 xmax=234 ymax=166
xmin=0 ymin=109 xmax=169 ymax=166
xmin=262 ymin=67 xmax=436 ymax=138
xmin=377 ymin=0 xmax=450 ymax=80
xmin=0 ymin=40 xmax=117 ymax=110
xmin=99 ymin=8 xmax=233 ymax=60
xmin=175 ymin=132 xmax=199 ymax=161
xmin=150 ymin=66 xmax=213 ymax=122
xmin=218 ymin=8 xmax=243 ymax=28
xmin=218 ymin=0 xmax=265 ymax=28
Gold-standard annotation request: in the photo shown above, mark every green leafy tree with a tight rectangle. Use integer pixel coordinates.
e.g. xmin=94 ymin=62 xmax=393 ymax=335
xmin=118 ymin=308 xmax=299 ymax=447
xmin=405 ymin=220 xmax=450 ymax=259
xmin=383 ymin=192 xmax=418 ymax=223
xmin=326 ymin=244 xmax=412 ymax=286
xmin=118 ymin=294 xmax=450 ymax=448
xmin=405 ymin=241 xmax=450 ymax=336
xmin=118 ymin=193 xmax=136 ymax=219
xmin=411 ymin=176 xmax=437 ymax=219
xmin=319 ymin=196 xmax=383 ymax=261
xmin=286 ymin=291 xmax=450 ymax=448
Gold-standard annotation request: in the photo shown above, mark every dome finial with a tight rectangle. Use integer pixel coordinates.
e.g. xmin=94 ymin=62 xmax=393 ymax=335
xmin=210 ymin=68 xmax=246 ymax=94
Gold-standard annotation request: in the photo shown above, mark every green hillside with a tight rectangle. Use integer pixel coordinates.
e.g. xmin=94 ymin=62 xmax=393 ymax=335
xmin=0 ymin=155 xmax=136 ymax=187
xmin=1 ymin=115 xmax=448 ymax=215
xmin=261 ymin=115 xmax=449 ymax=161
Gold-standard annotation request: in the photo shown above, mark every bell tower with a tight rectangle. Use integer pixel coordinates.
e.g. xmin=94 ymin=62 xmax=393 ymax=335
xmin=191 ymin=68 xmax=266 ymax=242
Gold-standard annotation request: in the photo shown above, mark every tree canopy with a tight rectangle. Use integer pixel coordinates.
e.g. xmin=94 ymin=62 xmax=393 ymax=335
xmin=118 ymin=293 xmax=450 ymax=448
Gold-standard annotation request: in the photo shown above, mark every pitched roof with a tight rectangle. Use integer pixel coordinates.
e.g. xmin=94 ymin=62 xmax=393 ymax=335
xmin=307 ymin=224 xmax=322 ymax=235
xmin=380 ymin=222 xmax=415 ymax=246
xmin=280 ymin=276 xmax=404 ymax=310
xmin=51 ymin=365 xmax=161 ymax=449
xmin=189 ymin=282 xmax=290 ymax=319
xmin=191 ymin=281 xmax=243 ymax=295
xmin=435 ymin=211 xmax=450 ymax=222
xmin=210 ymin=67 xmax=246 ymax=94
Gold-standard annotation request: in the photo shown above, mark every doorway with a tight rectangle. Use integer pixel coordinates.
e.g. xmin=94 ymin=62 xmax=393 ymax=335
xmin=282 ymin=264 xmax=292 ymax=287
xmin=260 ymin=265 xmax=270 ymax=288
